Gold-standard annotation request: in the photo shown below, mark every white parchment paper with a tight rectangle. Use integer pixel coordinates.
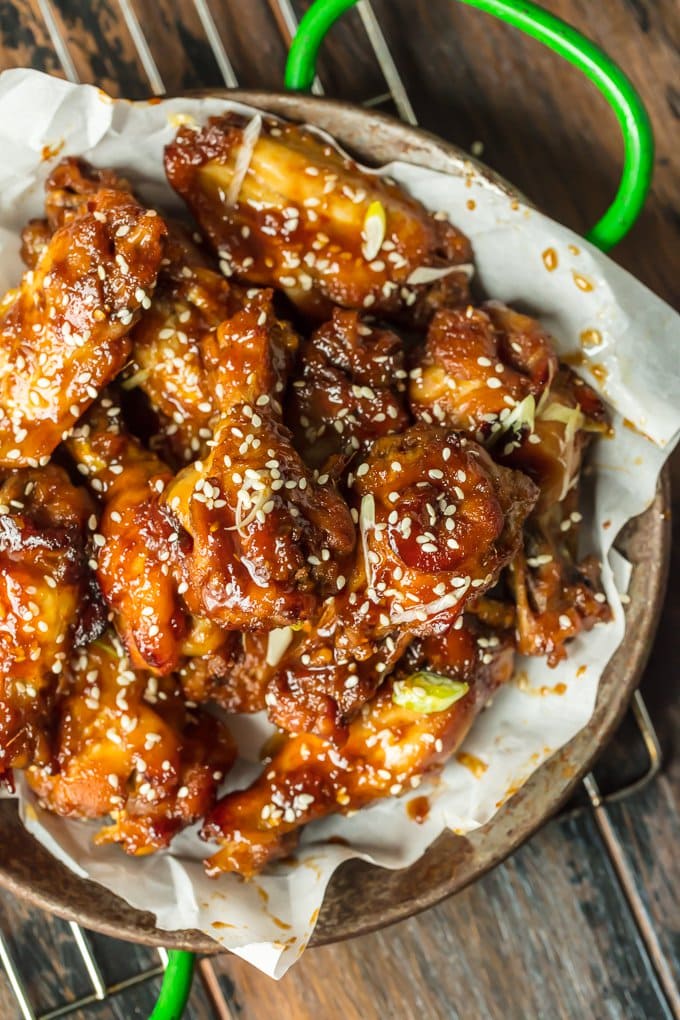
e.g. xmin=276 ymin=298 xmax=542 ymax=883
xmin=0 ymin=69 xmax=678 ymax=978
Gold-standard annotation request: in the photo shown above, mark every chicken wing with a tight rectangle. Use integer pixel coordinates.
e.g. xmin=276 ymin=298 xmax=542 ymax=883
xmin=165 ymin=113 xmax=472 ymax=326
xmin=125 ymin=221 xmax=246 ymax=464
xmin=66 ymin=398 xmax=226 ymax=674
xmin=26 ymin=157 xmax=242 ymax=466
xmin=289 ymin=308 xmax=410 ymax=469
xmin=0 ymin=185 xmax=166 ymax=468
xmin=163 ymin=291 xmax=355 ymax=631
xmin=409 ymin=302 xmax=557 ymax=444
xmin=264 ymin=424 xmax=537 ymax=743
xmin=501 ymin=368 xmax=611 ymax=664
xmin=27 ymin=636 xmax=236 ymax=855
xmin=203 ymin=617 xmax=514 ymax=877
xmin=0 ymin=465 xmax=101 ymax=773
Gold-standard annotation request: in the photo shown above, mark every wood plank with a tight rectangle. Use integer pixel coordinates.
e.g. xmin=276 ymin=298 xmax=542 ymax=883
xmin=48 ymin=0 xmax=151 ymax=98
xmin=0 ymin=897 xmax=218 ymax=1019
xmin=211 ymin=810 xmax=673 ymax=1020
xmin=127 ymin=0 xmax=225 ymax=94
xmin=0 ymin=0 xmax=64 ymax=75
xmin=201 ymin=0 xmax=289 ymax=90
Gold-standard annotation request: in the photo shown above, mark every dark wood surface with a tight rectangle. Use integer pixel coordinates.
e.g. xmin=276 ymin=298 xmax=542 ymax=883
xmin=0 ymin=2 xmax=677 ymax=1018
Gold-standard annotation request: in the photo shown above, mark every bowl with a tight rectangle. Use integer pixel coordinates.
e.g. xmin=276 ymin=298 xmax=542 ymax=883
xmin=0 ymin=90 xmax=670 ymax=950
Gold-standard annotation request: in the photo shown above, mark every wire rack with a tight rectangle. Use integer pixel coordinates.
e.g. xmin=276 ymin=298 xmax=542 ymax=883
xmin=0 ymin=1 xmax=665 ymax=1016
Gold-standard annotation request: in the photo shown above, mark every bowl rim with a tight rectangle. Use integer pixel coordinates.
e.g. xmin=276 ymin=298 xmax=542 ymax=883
xmin=0 ymin=88 xmax=671 ymax=953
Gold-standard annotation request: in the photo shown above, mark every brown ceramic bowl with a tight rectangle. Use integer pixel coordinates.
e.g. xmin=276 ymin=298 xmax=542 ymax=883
xmin=0 ymin=92 xmax=670 ymax=950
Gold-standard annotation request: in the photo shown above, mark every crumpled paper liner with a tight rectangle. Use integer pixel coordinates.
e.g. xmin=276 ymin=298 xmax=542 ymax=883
xmin=0 ymin=69 xmax=678 ymax=978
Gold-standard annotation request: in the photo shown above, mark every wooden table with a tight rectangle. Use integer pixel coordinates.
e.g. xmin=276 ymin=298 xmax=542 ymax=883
xmin=0 ymin=2 xmax=678 ymax=1017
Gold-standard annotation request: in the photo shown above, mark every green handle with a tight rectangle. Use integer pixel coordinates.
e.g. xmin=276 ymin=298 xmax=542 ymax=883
xmin=149 ymin=951 xmax=194 ymax=1020
xmin=285 ymin=0 xmax=654 ymax=251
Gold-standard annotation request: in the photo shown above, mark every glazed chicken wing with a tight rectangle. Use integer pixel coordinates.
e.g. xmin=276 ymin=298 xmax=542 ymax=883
xmin=501 ymin=368 xmax=611 ymax=664
xmin=163 ymin=291 xmax=355 ymax=630
xmin=409 ymin=302 xmax=557 ymax=444
xmin=264 ymin=424 xmax=537 ymax=743
xmin=125 ymin=221 xmax=246 ymax=464
xmin=165 ymin=113 xmax=472 ymax=326
xmin=27 ymin=637 xmax=236 ymax=855
xmin=66 ymin=398 xmax=226 ymax=674
xmin=203 ymin=617 xmax=514 ymax=877
xmin=23 ymin=158 xmax=241 ymax=466
xmin=0 ymin=465 xmax=101 ymax=773
xmin=42 ymin=156 xmax=134 ymax=230
xmin=289 ymin=308 xmax=410 ymax=469
xmin=0 ymin=185 xmax=166 ymax=468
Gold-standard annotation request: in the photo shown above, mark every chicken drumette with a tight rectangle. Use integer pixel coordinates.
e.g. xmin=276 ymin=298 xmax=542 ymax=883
xmin=265 ymin=424 xmax=537 ymax=743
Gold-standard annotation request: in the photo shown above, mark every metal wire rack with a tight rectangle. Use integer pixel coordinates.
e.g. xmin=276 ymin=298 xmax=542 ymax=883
xmin=0 ymin=1 xmax=665 ymax=1016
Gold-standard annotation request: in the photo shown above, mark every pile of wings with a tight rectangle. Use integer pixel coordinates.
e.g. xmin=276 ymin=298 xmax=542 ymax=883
xmin=0 ymin=113 xmax=610 ymax=877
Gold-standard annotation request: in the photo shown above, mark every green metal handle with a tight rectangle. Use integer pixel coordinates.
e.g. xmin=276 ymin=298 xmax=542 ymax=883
xmin=150 ymin=951 xmax=194 ymax=1020
xmin=284 ymin=0 xmax=654 ymax=252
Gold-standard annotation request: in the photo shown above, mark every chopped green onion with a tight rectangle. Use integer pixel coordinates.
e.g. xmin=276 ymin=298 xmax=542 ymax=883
xmin=392 ymin=671 xmax=469 ymax=714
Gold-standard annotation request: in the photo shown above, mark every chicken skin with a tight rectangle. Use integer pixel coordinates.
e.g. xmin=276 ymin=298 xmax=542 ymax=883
xmin=409 ymin=302 xmax=557 ymax=444
xmin=165 ymin=112 xmax=473 ymax=326
xmin=0 ymin=465 xmax=100 ymax=774
xmin=27 ymin=637 xmax=236 ymax=855
xmin=0 ymin=183 xmax=166 ymax=467
xmin=203 ymin=617 xmax=514 ymax=877
xmin=163 ymin=291 xmax=355 ymax=631
xmin=289 ymin=308 xmax=410 ymax=470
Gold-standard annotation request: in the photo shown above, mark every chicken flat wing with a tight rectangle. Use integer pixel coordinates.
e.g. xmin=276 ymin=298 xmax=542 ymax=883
xmin=66 ymin=397 xmax=187 ymax=674
xmin=66 ymin=398 xmax=226 ymax=674
xmin=0 ymin=185 xmax=166 ymax=468
xmin=289 ymin=307 xmax=410 ymax=469
xmin=264 ymin=424 xmax=537 ymax=742
xmin=202 ymin=617 xmax=514 ymax=877
xmin=409 ymin=302 xmax=557 ymax=443
xmin=24 ymin=158 xmax=241 ymax=466
xmin=163 ymin=291 xmax=355 ymax=630
xmin=27 ymin=637 xmax=236 ymax=855
xmin=0 ymin=465 xmax=101 ymax=773
xmin=165 ymin=113 xmax=472 ymax=325
xmin=125 ymin=221 xmax=246 ymax=464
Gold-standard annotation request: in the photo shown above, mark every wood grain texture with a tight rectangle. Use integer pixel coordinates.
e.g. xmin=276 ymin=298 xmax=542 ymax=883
xmin=0 ymin=1 xmax=677 ymax=1018
xmin=0 ymin=896 xmax=217 ymax=1019
xmin=0 ymin=0 xmax=63 ymax=75
xmin=127 ymin=0 xmax=225 ymax=93
xmin=49 ymin=0 xmax=150 ymax=97
xmin=214 ymin=812 xmax=673 ymax=1020
xmin=367 ymin=0 xmax=679 ymax=308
